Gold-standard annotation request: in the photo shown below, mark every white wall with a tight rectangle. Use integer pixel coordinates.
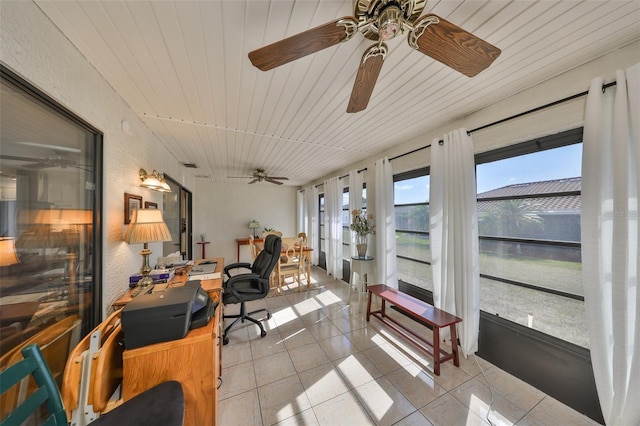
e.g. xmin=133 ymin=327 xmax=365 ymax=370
xmin=0 ymin=1 xmax=195 ymax=315
xmin=194 ymin=180 xmax=298 ymax=264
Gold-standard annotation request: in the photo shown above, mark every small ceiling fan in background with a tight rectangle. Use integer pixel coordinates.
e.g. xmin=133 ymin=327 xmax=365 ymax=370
xmin=248 ymin=0 xmax=501 ymax=113
xmin=0 ymin=153 xmax=92 ymax=172
xmin=228 ymin=169 xmax=289 ymax=185
xmin=0 ymin=142 xmax=92 ymax=172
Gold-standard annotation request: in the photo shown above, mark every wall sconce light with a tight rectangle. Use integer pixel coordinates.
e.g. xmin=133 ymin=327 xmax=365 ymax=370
xmin=139 ymin=168 xmax=171 ymax=192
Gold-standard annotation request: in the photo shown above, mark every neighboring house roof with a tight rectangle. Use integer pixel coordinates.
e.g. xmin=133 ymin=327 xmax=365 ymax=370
xmin=477 ymin=177 xmax=581 ymax=213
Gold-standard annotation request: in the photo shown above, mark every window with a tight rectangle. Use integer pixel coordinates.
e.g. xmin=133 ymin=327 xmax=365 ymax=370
xmin=320 ymin=183 xmax=367 ymax=265
xmin=475 ymin=130 xmax=586 ymax=347
xmin=394 ymin=169 xmax=432 ymax=291
xmin=341 ymin=190 xmax=350 ymax=258
xmin=0 ymin=66 xmax=102 ymax=355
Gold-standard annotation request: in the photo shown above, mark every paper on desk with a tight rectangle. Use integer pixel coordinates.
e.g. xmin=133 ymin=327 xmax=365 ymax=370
xmin=188 ymin=272 xmax=220 ymax=281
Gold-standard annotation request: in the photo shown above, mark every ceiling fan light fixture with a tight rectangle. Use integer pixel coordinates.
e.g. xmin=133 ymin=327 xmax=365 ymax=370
xmin=378 ymin=5 xmax=403 ymax=40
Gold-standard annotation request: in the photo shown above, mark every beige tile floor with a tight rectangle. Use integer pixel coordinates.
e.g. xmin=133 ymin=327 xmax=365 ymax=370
xmin=218 ymin=267 xmax=600 ymax=426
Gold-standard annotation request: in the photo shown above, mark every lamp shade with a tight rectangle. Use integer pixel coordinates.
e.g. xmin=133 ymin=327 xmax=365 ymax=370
xmin=248 ymin=220 xmax=260 ymax=229
xmin=33 ymin=209 xmax=92 ymax=227
xmin=124 ymin=209 xmax=172 ymax=244
xmin=0 ymin=238 xmax=20 ymax=266
xmin=58 ymin=209 xmax=92 ymax=226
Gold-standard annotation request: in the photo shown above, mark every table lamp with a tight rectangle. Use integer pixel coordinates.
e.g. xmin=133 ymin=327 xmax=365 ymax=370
xmin=124 ymin=209 xmax=172 ymax=287
xmin=0 ymin=238 xmax=19 ymax=267
xmin=248 ymin=220 xmax=260 ymax=238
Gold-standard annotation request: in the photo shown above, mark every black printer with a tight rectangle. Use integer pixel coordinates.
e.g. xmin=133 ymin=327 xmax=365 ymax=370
xmin=121 ymin=280 xmax=215 ymax=349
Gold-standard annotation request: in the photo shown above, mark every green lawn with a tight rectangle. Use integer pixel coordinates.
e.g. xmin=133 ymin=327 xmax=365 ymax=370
xmin=394 ymin=236 xmax=588 ymax=348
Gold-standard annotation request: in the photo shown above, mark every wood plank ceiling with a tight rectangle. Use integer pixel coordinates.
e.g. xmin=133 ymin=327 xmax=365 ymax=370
xmin=34 ymin=0 xmax=640 ymax=187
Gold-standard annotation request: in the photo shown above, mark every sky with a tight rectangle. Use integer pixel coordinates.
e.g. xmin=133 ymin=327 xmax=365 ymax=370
xmin=394 ymin=144 xmax=583 ymax=204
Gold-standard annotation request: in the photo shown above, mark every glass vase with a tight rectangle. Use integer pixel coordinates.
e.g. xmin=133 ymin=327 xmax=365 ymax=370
xmin=355 ymin=234 xmax=368 ymax=258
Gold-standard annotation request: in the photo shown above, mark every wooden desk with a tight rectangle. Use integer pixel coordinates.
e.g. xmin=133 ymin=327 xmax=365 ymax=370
xmin=112 ymin=257 xmax=224 ymax=309
xmin=116 ymin=258 xmax=224 ymax=425
xmin=123 ymin=314 xmax=220 ymax=425
xmin=366 ymin=284 xmax=462 ymax=376
xmin=236 ymin=237 xmax=263 ymax=262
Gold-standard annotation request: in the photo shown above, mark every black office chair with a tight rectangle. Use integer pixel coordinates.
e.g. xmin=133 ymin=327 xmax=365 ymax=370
xmin=222 ymin=234 xmax=282 ymax=345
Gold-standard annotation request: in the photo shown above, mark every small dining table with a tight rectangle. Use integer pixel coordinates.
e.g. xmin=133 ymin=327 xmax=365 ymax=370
xmin=236 ymin=237 xmax=312 ymax=285
xmin=236 ymin=237 xmax=263 ymax=262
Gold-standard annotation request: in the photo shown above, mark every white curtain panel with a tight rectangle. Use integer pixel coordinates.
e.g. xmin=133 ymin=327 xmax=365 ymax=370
xmin=430 ymin=129 xmax=480 ymax=357
xmin=582 ymin=64 xmax=640 ymax=426
xmin=349 ymin=169 xmax=364 ymax=258
xmin=304 ymin=185 xmax=319 ymax=265
xmin=374 ymin=158 xmax=398 ymax=288
xmin=297 ymin=190 xmax=304 ymax=234
xmin=324 ymin=177 xmax=343 ymax=279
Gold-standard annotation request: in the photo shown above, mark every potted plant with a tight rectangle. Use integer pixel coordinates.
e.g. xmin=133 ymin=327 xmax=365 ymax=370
xmin=350 ymin=209 xmax=375 ymax=258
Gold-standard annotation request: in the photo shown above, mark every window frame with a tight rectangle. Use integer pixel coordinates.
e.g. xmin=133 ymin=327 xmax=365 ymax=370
xmin=393 ymin=167 xmax=432 ymax=289
xmin=475 ymin=128 xmax=584 ymax=302
xmin=0 ymin=64 xmax=104 ymax=331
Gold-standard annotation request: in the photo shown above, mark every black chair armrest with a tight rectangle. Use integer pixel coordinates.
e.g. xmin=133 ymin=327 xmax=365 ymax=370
xmin=224 ymin=273 xmax=263 ymax=299
xmin=224 ymin=262 xmax=252 ymax=278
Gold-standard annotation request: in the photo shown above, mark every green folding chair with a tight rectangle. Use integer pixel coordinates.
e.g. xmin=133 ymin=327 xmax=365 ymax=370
xmin=0 ymin=344 xmax=66 ymax=425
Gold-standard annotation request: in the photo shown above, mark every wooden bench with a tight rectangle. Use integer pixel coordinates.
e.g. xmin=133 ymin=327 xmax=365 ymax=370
xmin=366 ymin=284 xmax=462 ymax=375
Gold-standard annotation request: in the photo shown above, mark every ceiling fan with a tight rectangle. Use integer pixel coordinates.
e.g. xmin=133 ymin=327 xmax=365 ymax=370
xmin=228 ymin=169 xmax=289 ymax=185
xmin=0 ymin=153 xmax=92 ymax=172
xmin=248 ymin=0 xmax=501 ymax=113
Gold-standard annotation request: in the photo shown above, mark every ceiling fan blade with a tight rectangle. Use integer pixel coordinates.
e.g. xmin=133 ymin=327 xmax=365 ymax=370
xmin=72 ymin=164 xmax=94 ymax=172
xmin=266 ymin=176 xmax=289 ymax=181
xmin=249 ymin=17 xmax=358 ymax=71
xmin=347 ymin=43 xmax=387 ymax=113
xmin=248 ymin=178 xmax=259 ymax=184
xmin=24 ymin=162 xmax=52 ymax=169
xmin=0 ymin=155 xmax=42 ymax=162
xmin=408 ymin=15 xmax=501 ymax=77
xmin=16 ymin=141 xmax=81 ymax=153
xmin=265 ymin=178 xmax=284 ymax=185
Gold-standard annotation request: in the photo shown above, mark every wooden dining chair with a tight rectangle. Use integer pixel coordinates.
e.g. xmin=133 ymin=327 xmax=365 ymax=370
xmin=276 ymin=237 xmax=304 ymax=293
xmin=297 ymin=233 xmax=310 ymax=285
xmin=248 ymin=235 xmax=262 ymax=262
xmin=262 ymin=230 xmax=283 ymax=238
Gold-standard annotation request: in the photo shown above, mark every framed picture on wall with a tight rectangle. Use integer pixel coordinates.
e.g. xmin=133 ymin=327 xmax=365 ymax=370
xmin=144 ymin=201 xmax=158 ymax=209
xmin=124 ymin=193 xmax=142 ymax=224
